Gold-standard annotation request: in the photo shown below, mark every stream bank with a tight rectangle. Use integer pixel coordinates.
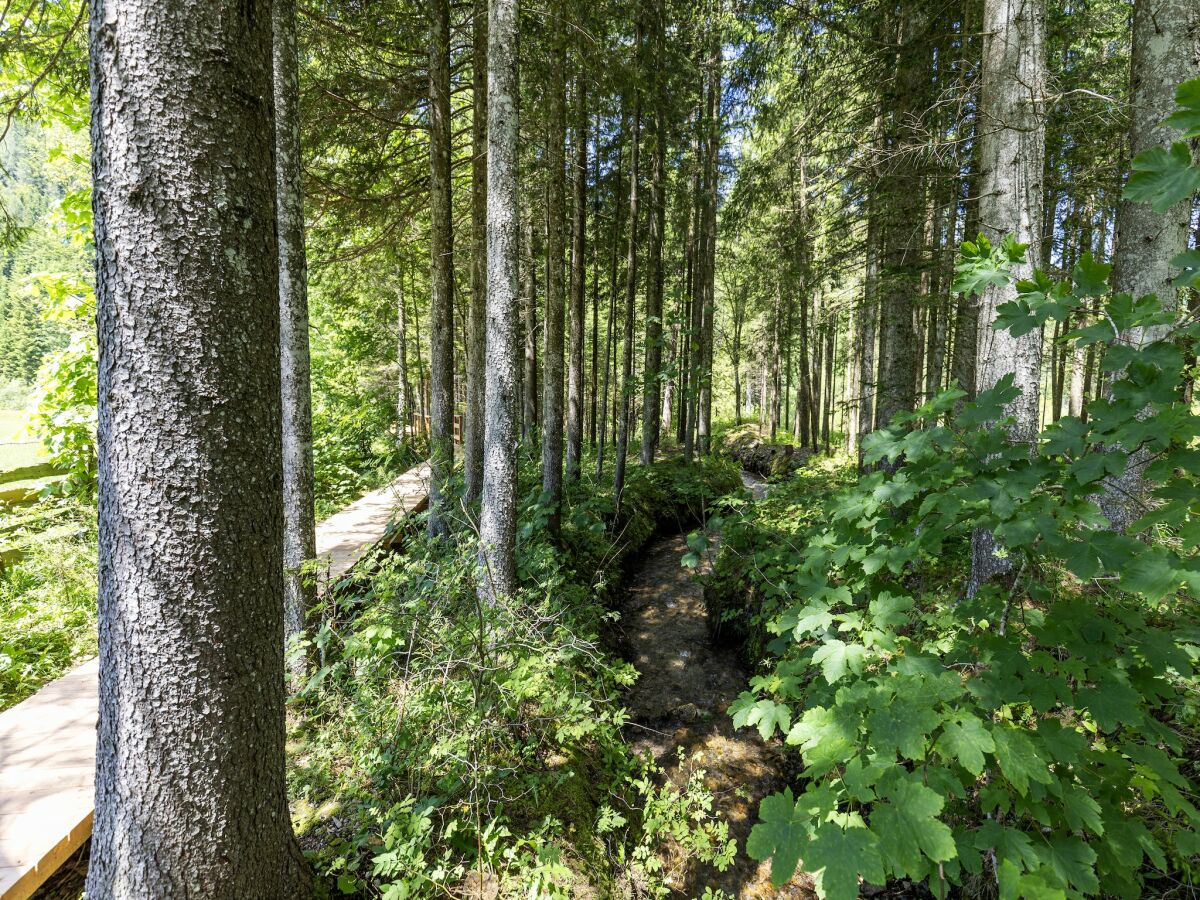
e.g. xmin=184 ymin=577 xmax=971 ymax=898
xmin=617 ymin=471 xmax=813 ymax=898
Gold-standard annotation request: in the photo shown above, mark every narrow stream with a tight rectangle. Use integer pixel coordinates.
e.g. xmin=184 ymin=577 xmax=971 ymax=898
xmin=618 ymin=471 xmax=814 ymax=898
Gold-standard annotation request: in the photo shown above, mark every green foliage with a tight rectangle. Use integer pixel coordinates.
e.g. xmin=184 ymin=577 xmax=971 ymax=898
xmin=1121 ymin=77 xmax=1200 ymax=212
xmin=952 ymin=233 xmax=1029 ymax=297
xmin=703 ymin=457 xmax=856 ymax=666
xmin=28 ymin=268 xmax=95 ymax=497
xmin=0 ymin=500 xmax=96 ymax=710
xmin=0 ymin=120 xmax=90 ymax=385
xmin=291 ymin=456 xmax=739 ymax=897
xmin=1122 ymin=142 xmax=1200 ymax=213
xmin=725 ymin=120 xmax=1200 ymax=896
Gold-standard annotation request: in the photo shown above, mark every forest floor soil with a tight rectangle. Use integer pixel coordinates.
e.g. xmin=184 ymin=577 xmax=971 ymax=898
xmin=616 ymin=471 xmax=815 ymax=899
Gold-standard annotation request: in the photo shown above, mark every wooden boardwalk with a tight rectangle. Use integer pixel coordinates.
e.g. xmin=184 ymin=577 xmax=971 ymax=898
xmin=0 ymin=462 xmax=431 ymax=899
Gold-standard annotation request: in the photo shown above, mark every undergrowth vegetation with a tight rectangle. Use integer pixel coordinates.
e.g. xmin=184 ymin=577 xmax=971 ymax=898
xmin=288 ymin=453 xmax=744 ymax=898
xmin=709 ymin=247 xmax=1200 ymax=896
xmin=0 ymin=499 xmax=96 ymax=709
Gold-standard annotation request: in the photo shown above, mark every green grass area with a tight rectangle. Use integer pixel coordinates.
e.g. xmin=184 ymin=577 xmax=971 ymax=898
xmin=0 ymin=408 xmax=45 ymax=473
xmin=0 ymin=500 xmax=97 ymax=711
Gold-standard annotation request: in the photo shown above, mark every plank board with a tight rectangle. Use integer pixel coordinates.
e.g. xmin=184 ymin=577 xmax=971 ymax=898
xmin=0 ymin=660 xmax=97 ymax=900
xmin=0 ymin=462 xmax=430 ymax=899
xmin=315 ymin=461 xmax=430 ymax=585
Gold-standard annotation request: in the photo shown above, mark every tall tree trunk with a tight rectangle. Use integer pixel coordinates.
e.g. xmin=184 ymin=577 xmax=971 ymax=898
xmin=274 ymin=0 xmax=316 ymax=687
xmin=682 ymin=118 xmax=701 ymax=461
xmin=465 ymin=0 xmax=489 ymax=504
xmin=567 ymin=73 xmax=588 ymax=481
xmin=413 ymin=271 xmax=430 ymax=430
xmin=823 ymin=317 xmax=835 ymax=451
xmin=597 ymin=115 xmax=626 ymax=476
xmin=87 ymin=1 xmax=311 ymax=893
xmin=796 ymin=289 xmax=812 ymax=446
xmin=951 ymin=43 xmax=984 ymax=403
xmin=397 ymin=278 xmax=414 ymax=434
xmin=428 ymin=0 xmax=456 ymax=538
xmin=590 ymin=112 xmax=602 ymax=447
xmin=769 ymin=291 xmax=780 ymax=439
xmin=697 ymin=41 xmax=720 ymax=454
xmin=1112 ymin=0 xmax=1198 ymax=340
xmin=640 ymin=30 xmax=666 ymax=467
xmin=1100 ymin=0 xmax=1199 ymax=531
xmin=479 ymin=0 xmax=519 ymax=601
xmin=662 ymin=312 xmax=678 ymax=433
xmin=614 ymin=74 xmax=642 ymax=510
xmin=970 ymin=0 xmax=1047 ymax=593
xmin=542 ymin=35 xmax=567 ymax=532
xmin=875 ymin=6 xmax=926 ymax=430
xmin=522 ymin=202 xmax=539 ymax=444
xmin=809 ymin=296 xmax=822 ymax=451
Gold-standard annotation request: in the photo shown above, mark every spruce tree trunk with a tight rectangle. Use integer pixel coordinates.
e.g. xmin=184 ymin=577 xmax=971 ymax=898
xmin=951 ymin=54 xmax=983 ymax=403
xmin=970 ymin=0 xmax=1047 ymax=592
xmin=875 ymin=6 xmax=926 ymax=430
xmin=770 ymin=285 xmax=782 ymax=438
xmin=87 ymin=1 xmax=311 ymax=893
xmin=542 ymin=36 xmax=567 ymax=532
xmin=1112 ymin=0 xmax=1198 ymax=339
xmin=697 ymin=45 xmax=720 ymax=454
xmin=640 ymin=57 xmax=666 ymax=467
xmin=522 ymin=202 xmax=539 ymax=445
xmin=682 ymin=134 xmax=701 ymax=460
xmin=398 ymin=276 xmax=415 ymax=434
xmin=823 ymin=319 xmax=835 ymax=451
xmin=590 ymin=112 xmax=603 ymax=448
xmin=479 ymin=0 xmax=519 ymax=601
xmin=465 ymin=0 xmax=489 ymax=504
xmin=274 ymin=0 xmax=316 ymax=686
xmin=596 ymin=118 xmax=625 ymax=477
xmin=1101 ymin=0 xmax=1198 ymax=531
xmin=567 ymin=74 xmax=588 ymax=481
xmin=972 ymin=0 xmax=1046 ymax=439
xmin=428 ymin=0 xmax=456 ymax=538
xmin=613 ymin=87 xmax=641 ymax=510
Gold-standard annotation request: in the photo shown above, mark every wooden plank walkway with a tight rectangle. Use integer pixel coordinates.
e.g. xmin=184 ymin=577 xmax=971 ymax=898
xmin=0 ymin=462 xmax=431 ymax=899
xmin=316 ymin=461 xmax=430 ymax=585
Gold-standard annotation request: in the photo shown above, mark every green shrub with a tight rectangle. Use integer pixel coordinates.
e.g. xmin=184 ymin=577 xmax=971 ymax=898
xmin=291 ymin=453 xmax=740 ymax=898
xmin=704 ymin=457 xmax=855 ymax=667
xmin=0 ymin=500 xmax=96 ymax=709
xmin=729 ymin=177 xmax=1200 ymax=898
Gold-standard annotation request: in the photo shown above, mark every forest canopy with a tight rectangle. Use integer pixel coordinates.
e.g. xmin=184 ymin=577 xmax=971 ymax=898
xmin=0 ymin=0 xmax=1197 ymax=897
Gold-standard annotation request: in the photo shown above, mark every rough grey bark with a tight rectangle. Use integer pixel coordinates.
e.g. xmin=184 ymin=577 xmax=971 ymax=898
xmin=397 ymin=276 xmax=414 ymax=433
xmin=640 ymin=11 xmax=666 ymax=467
xmin=875 ymin=7 xmax=926 ymax=430
xmin=1101 ymin=0 xmax=1199 ymax=531
xmin=683 ymin=118 xmax=703 ymax=462
xmin=273 ymin=0 xmax=316 ymax=687
xmin=1112 ymin=0 xmax=1198 ymax=336
xmin=567 ymin=74 xmax=587 ymax=482
xmin=478 ymin=0 xmax=519 ymax=601
xmin=590 ymin=115 xmax=602 ymax=448
xmin=428 ymin=0 xmax=455 ymax=538
xmin=542 ymin=35 xmax=567 ymax=532
xmin=596 ymin=117 xmax=625 ymax=477
xmin=613 ymin=83 xmax=642 ymax=511
xmin=952 ymin=113 xmax=984 ymax=404
xmin=972 ymin=0 xmax=1046 ymax=439
xmin=970 ymin=0 xmax=1047 ymax=592
xmin=522 ymin=201 xmax=539 ymax=444
xmin=859 ymin=262 xmax=880 ymax=451
xmin=697 ymin=43 xmax=720 ymax=454
xmin=87 ymin=1 xmax=311 ymax=894
xmin=465 ymin=0 xmax=489 ymax=504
